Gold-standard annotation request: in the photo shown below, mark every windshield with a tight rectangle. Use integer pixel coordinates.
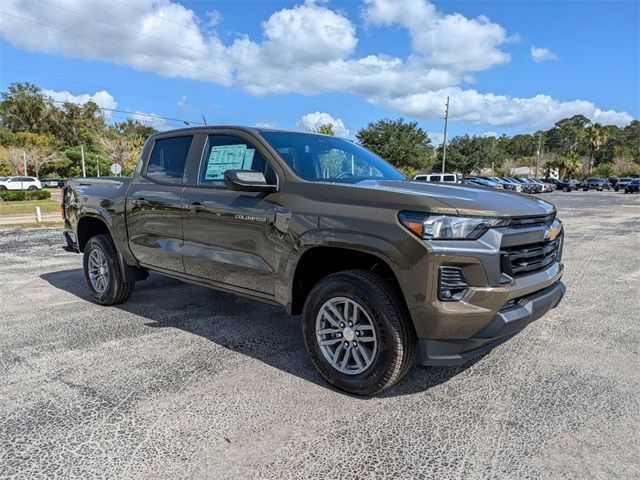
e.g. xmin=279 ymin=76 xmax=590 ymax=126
xmin=260 ymin=132 xmax=405 ymax=183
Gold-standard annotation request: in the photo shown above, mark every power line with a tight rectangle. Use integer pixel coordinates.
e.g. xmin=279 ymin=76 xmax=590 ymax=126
xmin=0 ymin=66 xmax=286 ymax=125
xmin=49 ymin=100 xmax=203 ymax=126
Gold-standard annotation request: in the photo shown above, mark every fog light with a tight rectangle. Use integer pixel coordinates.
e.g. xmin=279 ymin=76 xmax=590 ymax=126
xmin=438 ymin=266 xmax=469 ymax=301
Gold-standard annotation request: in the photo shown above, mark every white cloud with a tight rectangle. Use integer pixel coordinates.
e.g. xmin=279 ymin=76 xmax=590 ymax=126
xmin=427 ymin=131 xmax=445 ymax=146
xmin=0 ymin=0 xmax=631 ymax=130
xmin=298 ymin=111 xmax=349 ymax=136
xmin=363 ymin=0 xmax=511 ymax=72
xmin=254 ymin=121 xmax=279 ymax=129
xmin=531 ymin=46 xmax=559 ymax=63
xmin=42 ymin=89 xmax=117 ymax=117
xmin=129 ymin=111 xmax=167 ymax=130
xmin=373 ymin=87 xmax=634 ymax=128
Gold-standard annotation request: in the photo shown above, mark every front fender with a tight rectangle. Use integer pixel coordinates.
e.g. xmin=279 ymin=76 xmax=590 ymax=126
xmin=277 ymin=228 xmax=432 ymax=312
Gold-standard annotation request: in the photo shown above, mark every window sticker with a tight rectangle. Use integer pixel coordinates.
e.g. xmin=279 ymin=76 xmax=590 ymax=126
xmin=204 ymin=144 xmax=256 ymax=180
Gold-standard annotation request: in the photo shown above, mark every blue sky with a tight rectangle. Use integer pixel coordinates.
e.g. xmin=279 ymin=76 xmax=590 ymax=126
xmin=1 ymin=0 xmax=638 ymax=142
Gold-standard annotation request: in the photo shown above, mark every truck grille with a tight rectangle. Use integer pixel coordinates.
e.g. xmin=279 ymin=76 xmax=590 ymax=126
xmin=509 ymin=212 xmax=556 ymax=228
xmin=501 ymin=234 xmax=562 ymax=277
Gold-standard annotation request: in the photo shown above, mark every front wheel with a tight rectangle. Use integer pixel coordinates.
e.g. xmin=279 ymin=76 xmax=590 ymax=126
xmin=83 ymin=234 xmax=135 ymax=305
xmin=562 ymin=186 xmax=569 ymax=192
xmin=302 ymin=270 xmax=416 ymax=395
xmin=28 ymin=186 xmax=37 ymax=190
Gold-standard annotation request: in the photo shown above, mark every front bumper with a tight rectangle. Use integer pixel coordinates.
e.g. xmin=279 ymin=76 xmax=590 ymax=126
xmin=418 ymin=280 xmax=565 ymax=365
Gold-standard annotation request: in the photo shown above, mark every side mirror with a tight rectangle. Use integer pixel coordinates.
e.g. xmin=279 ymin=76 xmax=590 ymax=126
xmin=224 ymin=170 xmax=277 ymax=192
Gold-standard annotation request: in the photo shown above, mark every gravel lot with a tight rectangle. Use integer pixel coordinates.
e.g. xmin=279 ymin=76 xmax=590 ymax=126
xmin=1 ymin=191 xmax=639 ymax=479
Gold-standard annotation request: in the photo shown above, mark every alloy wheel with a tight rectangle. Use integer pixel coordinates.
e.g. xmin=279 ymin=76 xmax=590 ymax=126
xmin=315 ymin=296 xmax=378 ymax=375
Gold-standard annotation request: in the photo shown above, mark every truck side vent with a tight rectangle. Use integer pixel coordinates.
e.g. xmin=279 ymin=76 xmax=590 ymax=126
xmin=438 ymin=266 xmax=469 ymax=301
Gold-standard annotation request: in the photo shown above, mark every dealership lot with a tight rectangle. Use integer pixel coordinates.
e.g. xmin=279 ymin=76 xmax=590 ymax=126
xmin=1 ymin=191 xmax=639 ymax=479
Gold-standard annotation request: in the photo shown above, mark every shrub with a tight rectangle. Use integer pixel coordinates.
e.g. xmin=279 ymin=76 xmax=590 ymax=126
xmin=0 ymin=189 xmax=52 ymax=201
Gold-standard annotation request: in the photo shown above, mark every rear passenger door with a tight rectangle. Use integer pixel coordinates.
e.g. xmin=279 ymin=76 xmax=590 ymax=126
xmin=181 ymin=131 xmax=282 ymax=296
xmin=127 ymin=134 xmax=195 ymax=273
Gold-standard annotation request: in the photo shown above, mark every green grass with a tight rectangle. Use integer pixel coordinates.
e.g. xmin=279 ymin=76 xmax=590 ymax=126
xmin=0 ymin=220 xmax=63 ymax=230
xmin=0 ymin=199 xmax=60 ymax=216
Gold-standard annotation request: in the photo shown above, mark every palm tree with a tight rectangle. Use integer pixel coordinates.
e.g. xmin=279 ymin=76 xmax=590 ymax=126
xmin=586 ymin=123 xmax=608 ymax=173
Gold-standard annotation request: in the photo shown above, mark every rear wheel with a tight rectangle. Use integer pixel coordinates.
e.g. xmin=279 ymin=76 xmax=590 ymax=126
xmin=302 ymin=270 xmax=416 ymax=395
xmin=83 ymin=234 xmax=135 ymax=305
xmin=562 ymin=186 xmax=569 ymax=192
xmin=28 ymin=185 xmax=37 ymax=190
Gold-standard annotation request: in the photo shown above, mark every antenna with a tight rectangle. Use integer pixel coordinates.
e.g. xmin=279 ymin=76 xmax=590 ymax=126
xmin=202 ymin=115 xmax=207 ymax=126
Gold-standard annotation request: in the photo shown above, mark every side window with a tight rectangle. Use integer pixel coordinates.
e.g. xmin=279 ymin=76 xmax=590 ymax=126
xmin=431 ymin=175 xmax=441 ymax=182
xmin=199 ymin=135 xmax=275 ymax=185
xmin=145 ymin=136 xmax=193 ymax=184
xmin=443 ymin=175 xmax=455 ymax=182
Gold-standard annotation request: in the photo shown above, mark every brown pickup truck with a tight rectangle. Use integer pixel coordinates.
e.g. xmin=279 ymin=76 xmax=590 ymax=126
xmin=63 ymin=126 xmax=565 ymax=394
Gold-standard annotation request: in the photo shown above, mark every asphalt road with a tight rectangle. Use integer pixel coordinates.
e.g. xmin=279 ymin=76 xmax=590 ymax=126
xmin=1 ymin=190 xmax=639 ymax=479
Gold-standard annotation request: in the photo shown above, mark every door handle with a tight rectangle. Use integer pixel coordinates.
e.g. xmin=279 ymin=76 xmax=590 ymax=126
xmin=132 ymin=198 xmax=149 ymax=207
xmin=190 ymin=202 xmax=206 ymax=212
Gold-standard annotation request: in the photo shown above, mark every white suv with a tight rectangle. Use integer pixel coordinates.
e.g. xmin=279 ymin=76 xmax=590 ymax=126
xmin=0 ymin=176 xmax=42 ymax=190
xmin=414 ymin=173 xmax=460 ymax=183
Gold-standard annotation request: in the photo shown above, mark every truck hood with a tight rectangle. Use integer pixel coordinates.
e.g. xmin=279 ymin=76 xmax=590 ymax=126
xmin=356 ymin=179 xmax=556 ymax=217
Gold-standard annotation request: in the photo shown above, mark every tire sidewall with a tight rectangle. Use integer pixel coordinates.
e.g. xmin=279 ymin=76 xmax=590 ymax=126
xmin=83 ymin=235 xmax=122 ymax=305
xmin=302 ymin=276 xmax=400 ymax=394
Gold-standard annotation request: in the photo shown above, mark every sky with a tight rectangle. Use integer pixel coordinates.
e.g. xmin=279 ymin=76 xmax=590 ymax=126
xmin=0 ymin=0 xmax=638 ymax=144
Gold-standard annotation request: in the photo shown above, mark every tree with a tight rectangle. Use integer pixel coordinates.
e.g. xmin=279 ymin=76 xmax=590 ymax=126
xmin=356 ymin=118 xmax=434 ymax=175
xmin=437 ymin=135 xmax=506 ymax=175
xmin=0 ymin=82 xmax=51 ymax=133
xmin=585 ymin=123 xmax=608 ymax=172
xmin=99 ymin=129 xmax=137 ymax=174
xmin=313 ymin=124 xmax=335 ymax=135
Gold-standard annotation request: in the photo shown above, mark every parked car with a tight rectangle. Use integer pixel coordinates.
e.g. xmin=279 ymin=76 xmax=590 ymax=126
xmin=608 ymin=177 xmax=619 ymax=187
xmin=614 ymin=177 xmax=634 ymax=192
xmin=516 ymin=178 xmax=543 ymax=194
xmin=464 ymin=177 xmax=502 ymax=189
xmin=624 ymin=178 xmax=640 ymax=194
xmin=414 ymin=173 xmax=460 ymax=183
xmin=0 ymin=176 xmax=42 ymax=190
xmin=542 ymin=178 xmax=573 ymax=192
xmin=61 ymin=126 xmax=565 ymax=395
xmin=499 ymin=177 xmax=525 ymax=192
xmin=532 ymin=179 xmax=554 ymax=193
xmin=485 ymin=177 xmax=523 ymax=192
xmin=41 ymin=178 xmax=63 ymax=188
xmin=581 ymin=178 xmax=609 ymax=191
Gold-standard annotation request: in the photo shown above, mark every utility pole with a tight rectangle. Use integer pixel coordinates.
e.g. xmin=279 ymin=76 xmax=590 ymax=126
xmin=22 ymin=150 xmax=27 ymax=176
xmin=96 ymin=157 xmax=100 ymax=177
xmin=535 ymin=132 xmax=542 ymax=177
xmin=80 ymin=144 xmax=86 ymax=178
xmin=441 ymin=96 xmax=450 ymax=174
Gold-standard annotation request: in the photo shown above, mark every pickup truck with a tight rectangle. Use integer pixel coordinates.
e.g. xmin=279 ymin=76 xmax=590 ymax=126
xmin=63 ymin=126 xmax=566 ymax=395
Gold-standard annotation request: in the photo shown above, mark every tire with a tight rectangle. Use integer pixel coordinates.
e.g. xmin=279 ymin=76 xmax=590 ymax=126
xmin=28 ymin=186 xmax=37 ymax=190
xmin=615 ymin=187 xmax=619 ymax=192
xmin=302 ymin=270 xmax=416 ymax=395
xmin=562 ymin=186 xmax=569 ymax=192
xmin=0 ymin=185 xmax=6 ymax=191
xmin=83 ymin=234 xmax=135 ymax=305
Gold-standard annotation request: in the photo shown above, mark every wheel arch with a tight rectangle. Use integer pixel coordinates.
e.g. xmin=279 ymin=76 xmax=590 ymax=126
xmin=287 ymin=244 xmax=414 ymax=316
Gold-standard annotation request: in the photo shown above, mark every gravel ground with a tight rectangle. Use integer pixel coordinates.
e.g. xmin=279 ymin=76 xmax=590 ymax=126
xmin=1 ymin=190 xmax=639 ymax=479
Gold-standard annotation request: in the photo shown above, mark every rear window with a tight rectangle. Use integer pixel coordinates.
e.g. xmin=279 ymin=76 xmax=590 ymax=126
xmin=146 ymin=136 xmax=193 ymax=184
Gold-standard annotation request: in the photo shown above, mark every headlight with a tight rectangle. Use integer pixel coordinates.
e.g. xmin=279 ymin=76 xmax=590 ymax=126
xmin=399 ymin=212 xmax=510 ymax=240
